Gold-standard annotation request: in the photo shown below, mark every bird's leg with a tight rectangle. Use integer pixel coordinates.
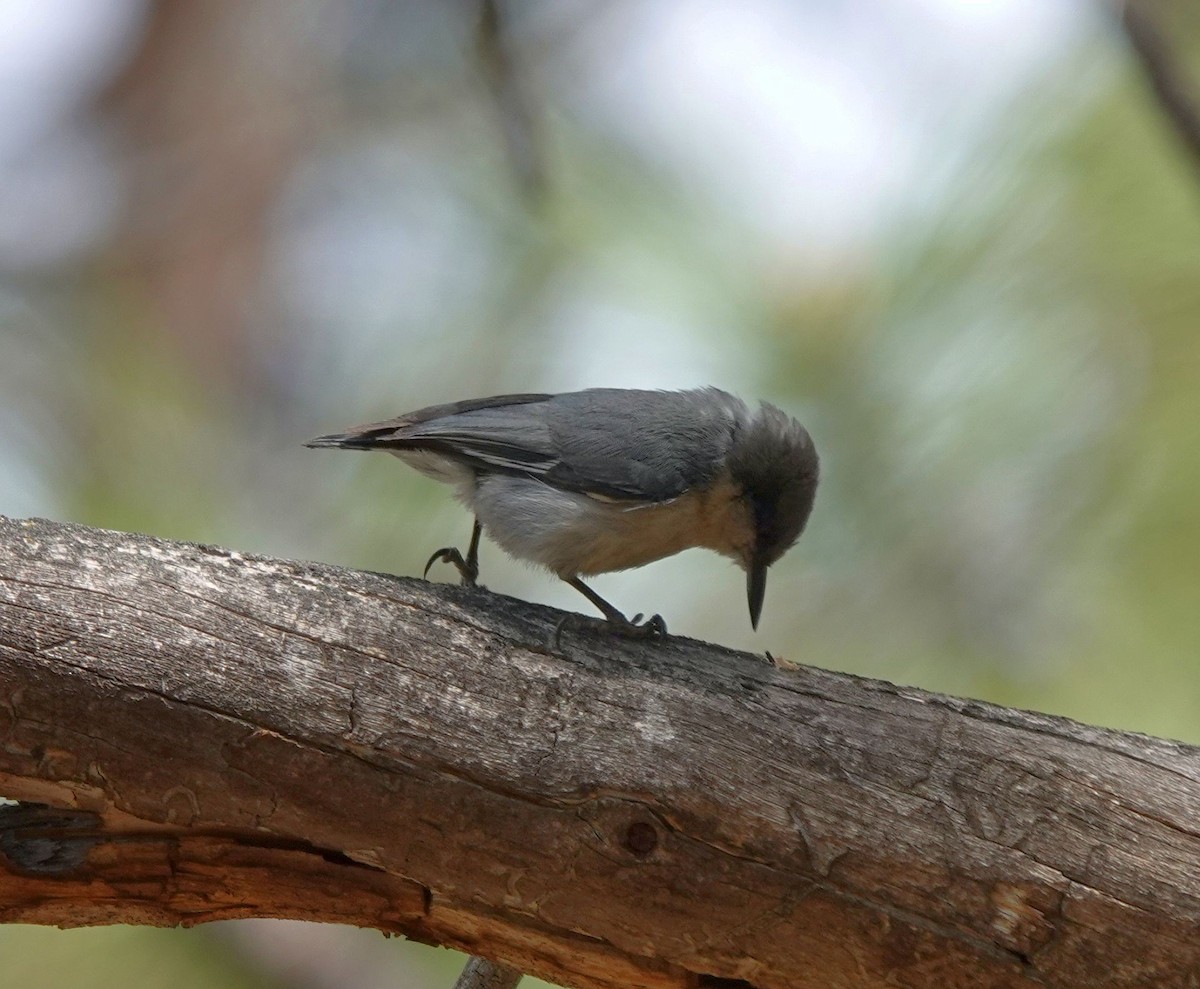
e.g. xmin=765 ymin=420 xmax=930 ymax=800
xmin=557 ymin=576 xmax=667 ymax=645
xmin=423 ymin=518 xmax=482 ymax=587
xmin=464 ymin=517 xmax=481 ymax=579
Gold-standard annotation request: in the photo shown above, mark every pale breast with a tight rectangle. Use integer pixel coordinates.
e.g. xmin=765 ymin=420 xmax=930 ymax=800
xmin=470 ymin=473 xmax=753 ymax=577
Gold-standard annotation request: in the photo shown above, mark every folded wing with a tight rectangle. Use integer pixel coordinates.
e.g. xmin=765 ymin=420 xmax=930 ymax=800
xmin=307 ymin=388 xmax=741 ymax=503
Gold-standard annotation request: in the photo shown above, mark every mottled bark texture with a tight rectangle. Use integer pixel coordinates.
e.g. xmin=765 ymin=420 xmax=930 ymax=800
xmin=1 ymin=515 xmax=1199 ymax=989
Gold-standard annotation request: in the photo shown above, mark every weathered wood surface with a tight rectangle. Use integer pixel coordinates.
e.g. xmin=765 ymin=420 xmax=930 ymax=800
xmin=1 ymin=514 xmax=1199 ymax=989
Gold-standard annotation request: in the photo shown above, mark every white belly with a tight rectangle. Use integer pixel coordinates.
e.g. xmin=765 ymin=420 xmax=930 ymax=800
xmin=468 ymin=474 xmax=751 ymax=577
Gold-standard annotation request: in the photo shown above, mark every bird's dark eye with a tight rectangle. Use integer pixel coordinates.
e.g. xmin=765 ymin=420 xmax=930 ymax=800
xmin=751 ymin=494 xmax=776 ymax=542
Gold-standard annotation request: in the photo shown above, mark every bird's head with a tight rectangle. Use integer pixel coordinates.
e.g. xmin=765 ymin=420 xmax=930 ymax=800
xmin=726 ymin=403 xmax=819 ymax=629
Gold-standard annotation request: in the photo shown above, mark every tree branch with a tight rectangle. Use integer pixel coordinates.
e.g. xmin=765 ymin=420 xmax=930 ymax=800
xmin=2 ymin=515 xmax=1200 ymax=988
xmin=455 ymin=957 xmax=523 ymax=989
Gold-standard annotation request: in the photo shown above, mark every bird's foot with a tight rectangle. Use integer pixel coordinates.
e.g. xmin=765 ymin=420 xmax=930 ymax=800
xmin=423 ymin=546 xmax=479 ymax=587
xmin=622 ymin=613 xmax=669 ymax=637
xmin=551 ymin=611 xmax=667 ymax=651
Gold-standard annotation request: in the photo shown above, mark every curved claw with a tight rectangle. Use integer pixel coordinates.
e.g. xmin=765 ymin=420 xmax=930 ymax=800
xmin=552 ymin=611 xmax=667 ymax=651
xmin=423 ymin=546 xmax=478 ymax=586
xmin=423 ymin=547 xmax=454 ymax=579
xmin=612 ymin=611 xmax=668 ymax=638
xmin=551 ymin=613 xmax=577 ymax=653
xmin=642 ymin=614 xmax=668 ymax=637
xmin=629 ymin=613 xmax=667 ymax=638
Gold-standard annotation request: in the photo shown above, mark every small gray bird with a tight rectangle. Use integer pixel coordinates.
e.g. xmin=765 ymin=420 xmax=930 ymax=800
xmin=307 ymin=387 xmax=818 ymax=634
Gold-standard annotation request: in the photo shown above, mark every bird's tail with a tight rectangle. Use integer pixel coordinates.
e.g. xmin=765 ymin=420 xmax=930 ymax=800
xmin=304 ymin=433 xmax=374 ymax=450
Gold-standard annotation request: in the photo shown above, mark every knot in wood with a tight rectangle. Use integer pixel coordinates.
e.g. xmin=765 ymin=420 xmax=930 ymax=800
xmin=624 ymin=821 xmax=658 ymax=858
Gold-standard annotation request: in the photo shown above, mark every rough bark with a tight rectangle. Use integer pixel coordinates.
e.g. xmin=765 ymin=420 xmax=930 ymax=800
xmin=1 ymin=515 xmax=1199 ymax=989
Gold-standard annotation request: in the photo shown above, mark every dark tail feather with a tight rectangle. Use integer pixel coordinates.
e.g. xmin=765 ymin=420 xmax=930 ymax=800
xmin=305 ymin=433 xmax=374 ymax=450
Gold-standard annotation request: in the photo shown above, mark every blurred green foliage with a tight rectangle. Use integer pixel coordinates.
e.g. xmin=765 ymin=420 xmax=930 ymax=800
xmin=0 ymin=926 xmax=272 ymax=989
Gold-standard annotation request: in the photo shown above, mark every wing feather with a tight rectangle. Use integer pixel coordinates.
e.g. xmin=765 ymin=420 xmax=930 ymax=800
xmin=307 ymin=388 xmax=743 ymax=502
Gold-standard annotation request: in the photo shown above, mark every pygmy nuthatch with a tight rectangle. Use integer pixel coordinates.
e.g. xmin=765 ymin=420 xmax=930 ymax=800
xmin=307 ymin=387 xmax=818 ymax=634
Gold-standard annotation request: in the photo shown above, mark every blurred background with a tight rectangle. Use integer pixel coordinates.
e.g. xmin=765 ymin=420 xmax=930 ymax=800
xmin=1 ymin=0 xmax=1199 ymax=986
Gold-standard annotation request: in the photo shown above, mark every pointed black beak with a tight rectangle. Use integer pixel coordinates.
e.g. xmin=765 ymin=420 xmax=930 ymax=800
xmin=747 ymin=558 xmax=768 ymax=630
